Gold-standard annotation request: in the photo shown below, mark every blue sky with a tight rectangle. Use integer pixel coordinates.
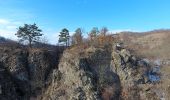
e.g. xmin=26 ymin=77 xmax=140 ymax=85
xmin=0 ymin=0 xmax=170 ymax=44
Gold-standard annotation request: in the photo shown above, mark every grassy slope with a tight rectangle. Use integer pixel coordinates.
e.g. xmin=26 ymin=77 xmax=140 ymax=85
xmin=119 ymin=30 xmax=170 ymax=99
xmin=120 ymin=30 xmax=170 ymax=60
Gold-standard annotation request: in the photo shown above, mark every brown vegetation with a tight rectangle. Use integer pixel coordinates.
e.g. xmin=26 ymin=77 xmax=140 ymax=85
xmin=118 ymin=30 xmax=170 ymax=59
xmin=116 ymin=29 xmax=170 ymax=100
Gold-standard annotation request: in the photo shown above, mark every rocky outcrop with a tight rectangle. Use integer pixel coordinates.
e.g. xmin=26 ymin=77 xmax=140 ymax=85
xmin=42 ymin=50 xmax=101 ymax=100
xmin=0 ymin=62 xmax=19 ymax=100
xmin=0 ymin=44 xmax=161 ymax=100
xmin=0 ymin=47 xmax=58 ymax=99
xmin=28 ymin=50 xmax=57 ymax=97
xmin=42 ymin=44 xmax=160 ymax=100
xmin=0 ymin=47 xmax=30 ymax=99
xmin=111 ymin=47 xmax=149 ymax=99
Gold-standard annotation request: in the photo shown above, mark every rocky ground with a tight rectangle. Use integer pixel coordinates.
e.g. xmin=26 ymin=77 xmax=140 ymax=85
xmin=119 ymin=30 xmax=170 ymax=100
xmin=0 ymin=46 xmax=60 ymax=100
xmin=0 ymin=41 xmax=163 ymax=100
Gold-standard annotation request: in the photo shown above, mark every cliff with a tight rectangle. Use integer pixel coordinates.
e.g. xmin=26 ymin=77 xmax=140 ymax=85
xmin=0 ymin=44 xmax=161 ymax=100
xmin=0 ymin=46 xmax=58 ymax=99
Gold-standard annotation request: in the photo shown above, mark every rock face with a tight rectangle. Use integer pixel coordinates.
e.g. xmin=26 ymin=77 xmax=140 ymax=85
xmin=42 ymin=50 xmax=101 ymax=100
xmin=0 ymin=62 xmax=19 ymax=100
xmin=42 ymin=45 xmax=160 ymax=100
xmin=0 ymin=45 xmax=160 ymax=100
xmin=112 ymin=47 xmax=149 ymax=100
xmin=28 ymin=50 xmax=57 ymax=96
xmin=0 ymin=47 xmax=58 ymax=99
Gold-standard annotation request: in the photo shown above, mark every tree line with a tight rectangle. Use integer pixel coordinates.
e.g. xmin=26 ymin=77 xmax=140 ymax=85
xmin=15 ymin=23 xmax=111 ymax=48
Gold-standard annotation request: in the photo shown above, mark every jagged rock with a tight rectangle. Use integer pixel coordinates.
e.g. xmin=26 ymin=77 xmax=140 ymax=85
xmin=0 ymin=47 xmax=58 ymax=99
xmin=28 ymin=50 xmax=57 ymax=96
xmin=0 ymin=44 xmax=161 ymax=100
xmin=111 ymin=45 xmax=161 ymax=100
xmin=0 ymin=62 xmax=19 ymax=100
xmin=0 ymin=49 xmax=29 ymax=81
xmin=42 ymin=50 xmax=101 ymax=100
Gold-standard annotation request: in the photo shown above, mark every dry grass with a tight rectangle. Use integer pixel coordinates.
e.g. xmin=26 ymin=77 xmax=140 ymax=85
xmin=118 ymin=30 xmax=170 ymax=99
xmin=120 ymin=31 xmax=170 ymax=60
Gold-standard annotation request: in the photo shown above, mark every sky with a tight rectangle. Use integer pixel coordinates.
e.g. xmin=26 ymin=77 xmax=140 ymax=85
xmin=0 ymin=0 xmax=170 ymax=44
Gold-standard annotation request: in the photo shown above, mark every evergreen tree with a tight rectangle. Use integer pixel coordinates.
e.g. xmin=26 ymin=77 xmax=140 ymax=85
xmin=15 ymin=23 xmax=43 ymax=48
xmin=58 ymin=28 xmax=70 ymax=47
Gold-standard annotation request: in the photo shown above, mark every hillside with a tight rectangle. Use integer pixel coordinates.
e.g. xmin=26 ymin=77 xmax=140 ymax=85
xmin=0 ymin=40 xmax=163 ymax=100
xmin=118 ymin=30 xmax=170 ymax=100
xmin=0 ymin=31 xmax=169 ymax=100
xmin=119 ymin=30 xmax=170 ymax=60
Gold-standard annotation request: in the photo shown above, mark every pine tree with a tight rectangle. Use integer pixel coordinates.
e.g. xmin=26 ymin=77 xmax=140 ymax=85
xmin=15 ymin=23 xmax=43 ymax=48
xmin=58 ymin=28 xmax=70 ymax=47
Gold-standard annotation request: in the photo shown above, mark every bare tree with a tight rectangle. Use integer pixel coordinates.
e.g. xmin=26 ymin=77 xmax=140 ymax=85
xmin=72 ymin=28 xmax=83 ymax=45
xmin=89 ymin=27 xmax=99 ymax=41
xmin=100 ymin=27 xmax=108 ymax=36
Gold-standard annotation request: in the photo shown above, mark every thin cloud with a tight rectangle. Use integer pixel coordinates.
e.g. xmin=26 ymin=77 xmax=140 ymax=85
xmin=0 ymin=19 xmax=10 ymax=25
xmin=0 ymin=18 xmax=22 ymax=40
xmin=0 ymin=29 xmax=16 ymax=38
xmin=45 ymin=31 xmax=75 ymax=45
xmin=109 ymin=29 xmax=139 ymax=34
xmin=6 ymin=25 xmax=18 ymax=30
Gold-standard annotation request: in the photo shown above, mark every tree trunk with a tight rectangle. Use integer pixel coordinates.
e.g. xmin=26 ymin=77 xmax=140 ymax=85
xmin=68 ymin=38 xmax=69 ymax=47
xmin=66 ymin=41 xmax=67 ymax=47
xmin=29 ymin=37 xmax=32 ymax=48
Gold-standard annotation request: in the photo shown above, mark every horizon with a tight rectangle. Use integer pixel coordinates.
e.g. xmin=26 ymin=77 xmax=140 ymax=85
xmin=0 ymin=0 xmax=170 ymax=44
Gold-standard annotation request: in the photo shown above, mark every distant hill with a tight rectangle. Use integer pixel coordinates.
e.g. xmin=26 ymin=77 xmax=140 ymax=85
xmin=0 ymin=36 xmax=7 ymax=43
xmin=118 ymin=29 xmax=170 ymax=59
xmin=0 ymin=36 xmax=20 ymax=48
xmin=117 ymin=30 xmax=170 ymax=100
xmin=0 ymin=36 xmax=63 ymax=51
xmin=0 ymin=36 xmax=17 ymax=43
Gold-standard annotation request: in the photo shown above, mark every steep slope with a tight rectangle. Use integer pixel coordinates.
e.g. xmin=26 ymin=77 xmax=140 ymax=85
xmin=119 ymin=30 xmax=170 ymax=59
xmin=118 ymin=30 xmax=170 ymax=100
xmin=0 ymin=46 xmax=59 ymax=99
xmin=0 ymin=62 xmax=20 ymax=100
xmin=42 ymin=45 xmax=160 ymax=100
xmin=0 ymin=42 xmax=161 ymax=100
